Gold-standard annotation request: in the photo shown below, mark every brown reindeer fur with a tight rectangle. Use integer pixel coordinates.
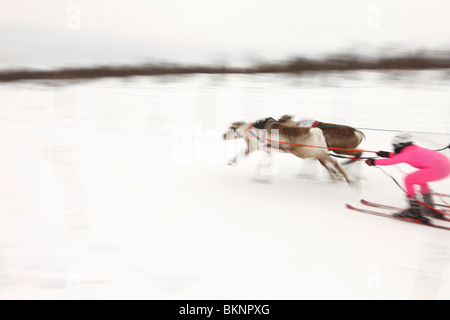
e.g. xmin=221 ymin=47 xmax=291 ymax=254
xmin=278 ymin=115 xmax=366 ymax=163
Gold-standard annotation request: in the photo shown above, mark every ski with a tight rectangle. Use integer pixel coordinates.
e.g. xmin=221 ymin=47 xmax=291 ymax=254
xmin=432 ymin=193 xmax=450 ymax=208
xmin=361 ymin=199 xmax=450 ymax=221
xmin=346 ymin=204 xmax=450 ymax=231
xmin=360 ymin=199 xmax=400 ymax=211
xmin=434 ymin=192 xmax=450 ymax=198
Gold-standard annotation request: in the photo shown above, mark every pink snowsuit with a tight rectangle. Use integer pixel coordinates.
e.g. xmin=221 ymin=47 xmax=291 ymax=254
xmin=374 ymin=145 xmax=450 ymax=197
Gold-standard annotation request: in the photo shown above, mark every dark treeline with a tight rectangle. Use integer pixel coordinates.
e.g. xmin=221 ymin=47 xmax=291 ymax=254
xmin=1 ymin=51 xmax=450 ymax=82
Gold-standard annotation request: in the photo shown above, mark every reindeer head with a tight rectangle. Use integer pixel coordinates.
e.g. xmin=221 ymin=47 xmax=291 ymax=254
xmin=223 ymin=121 xmax=249 ymax=140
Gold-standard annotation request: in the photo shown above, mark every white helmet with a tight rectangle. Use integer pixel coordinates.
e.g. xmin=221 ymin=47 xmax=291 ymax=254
xmin=392 ymin=132 xmax=413 ymax=145
xmin=392 ymin=132 xmax=413 ymax=153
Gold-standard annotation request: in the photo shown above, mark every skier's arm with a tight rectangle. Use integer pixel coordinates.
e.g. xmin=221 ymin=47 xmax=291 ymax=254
xmin=374 ymin=153 xmax=405 ymax=166
xmin=376 ymin=151 xmax=391 ymax=158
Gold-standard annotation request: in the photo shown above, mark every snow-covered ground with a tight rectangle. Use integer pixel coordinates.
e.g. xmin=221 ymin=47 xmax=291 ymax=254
xmin=0 ymin=71 xmax=449 ymax=299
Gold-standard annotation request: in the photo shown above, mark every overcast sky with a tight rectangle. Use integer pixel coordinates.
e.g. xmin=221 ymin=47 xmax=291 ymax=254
xmin=1 ymin=0 xmax=450 ymax=68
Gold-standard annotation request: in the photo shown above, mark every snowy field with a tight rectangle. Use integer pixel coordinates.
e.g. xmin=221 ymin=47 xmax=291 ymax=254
xmin=0 ymin=71 xmax=449 ymax=299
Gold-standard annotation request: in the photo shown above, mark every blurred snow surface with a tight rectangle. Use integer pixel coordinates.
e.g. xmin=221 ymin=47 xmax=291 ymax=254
xmin=0 ymin=71 xmax=449 ymax=299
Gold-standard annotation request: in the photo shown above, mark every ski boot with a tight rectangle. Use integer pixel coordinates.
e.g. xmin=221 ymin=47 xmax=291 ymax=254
xmin=394 ymin=196 xmax=430 ymax=224
xmin=422 ymin=192 xmax=445 ymax=220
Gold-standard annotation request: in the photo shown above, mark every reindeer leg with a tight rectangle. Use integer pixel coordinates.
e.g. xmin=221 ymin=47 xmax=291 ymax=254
xmin=328 ymin=157 xmax=354 ymax=185
xmin=317 ymin=157 xmax=340 ymax=182
xmin=227 ymin=138 xmax=256 ymax=165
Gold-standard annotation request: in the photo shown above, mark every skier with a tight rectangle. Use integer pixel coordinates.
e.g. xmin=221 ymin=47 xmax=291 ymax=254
xmin=366 ymin=133 xmax=450 ymax=223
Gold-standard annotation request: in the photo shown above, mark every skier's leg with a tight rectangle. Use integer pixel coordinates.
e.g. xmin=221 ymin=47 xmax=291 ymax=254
xmin=394 ymin=195 xmax=430 ymax=224
xmin=405 ymin=168 xmax=447 ymax=219
xmin=404 ymin=173 xmax=420 ymax=198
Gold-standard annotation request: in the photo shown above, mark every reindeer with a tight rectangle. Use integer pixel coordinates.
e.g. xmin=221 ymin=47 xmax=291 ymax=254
xmin=278 ymin=115 xmax=366 ymax=164
xmin=223 ymin=118 xmax=353 ymax=185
